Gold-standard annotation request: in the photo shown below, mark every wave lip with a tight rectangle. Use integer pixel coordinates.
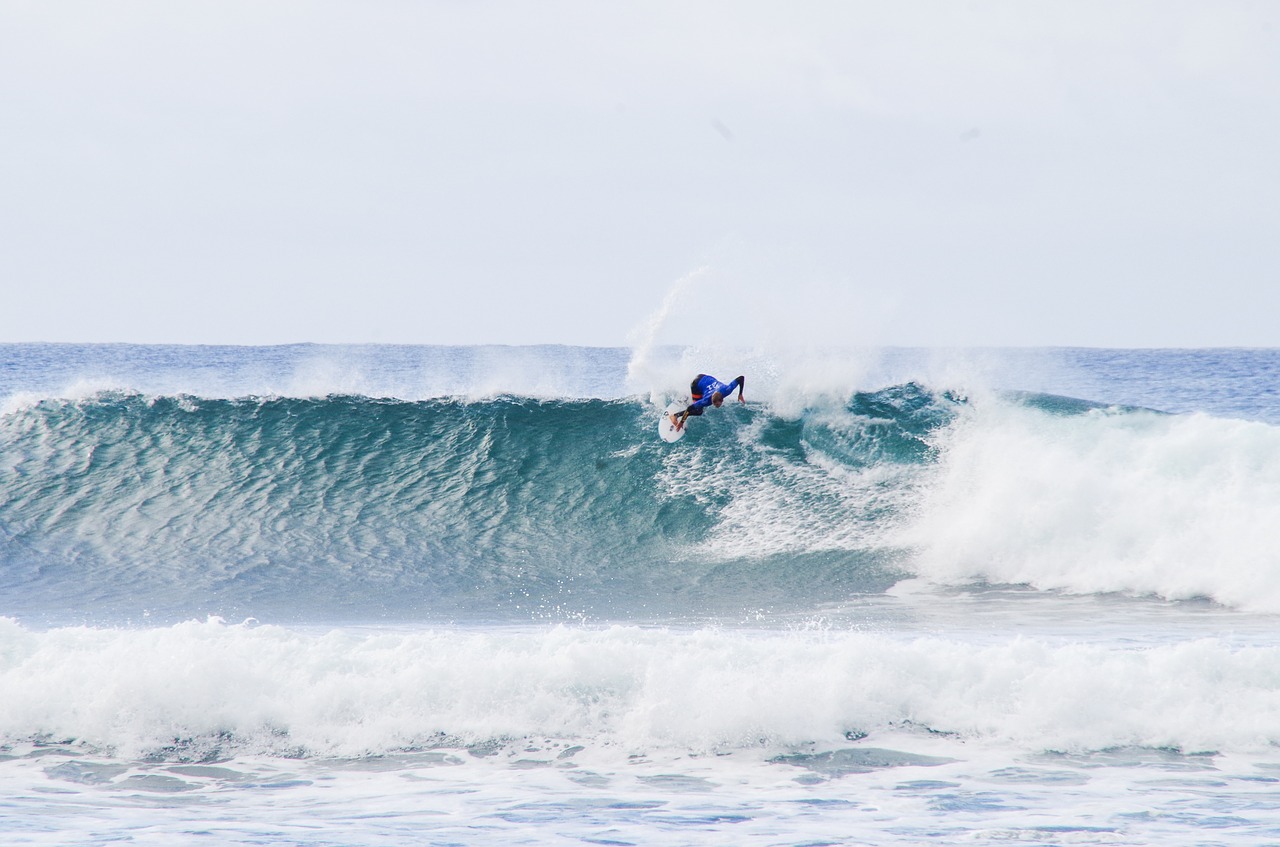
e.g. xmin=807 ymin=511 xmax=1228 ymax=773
xmin=0 ymin=343 xmax=634 ymax=406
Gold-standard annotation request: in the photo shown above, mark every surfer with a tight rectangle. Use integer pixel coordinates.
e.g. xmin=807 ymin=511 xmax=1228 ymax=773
xmin=670 ymin=374 xmax=745 ymax=431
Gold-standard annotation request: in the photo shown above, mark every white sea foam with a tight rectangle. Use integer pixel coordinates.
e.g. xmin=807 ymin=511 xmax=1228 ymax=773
xmin=901 ymin=398 xmax=1280 ymax=610
xmin=3 ymin=617 xmax=1280 ymax=759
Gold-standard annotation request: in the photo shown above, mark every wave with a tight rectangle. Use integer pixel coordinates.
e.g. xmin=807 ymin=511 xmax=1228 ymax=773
xmin=0 ymin=387 xmax=945 ymax=623
xmin=1 ymin=617 xmax=1276 ymax=760
xmin=5 ymin=383 xmax=1280 ymax=620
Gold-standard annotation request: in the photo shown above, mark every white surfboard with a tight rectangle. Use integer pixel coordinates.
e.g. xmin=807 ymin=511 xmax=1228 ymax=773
xmin=658 ymin=402 xmax=686 ymax=443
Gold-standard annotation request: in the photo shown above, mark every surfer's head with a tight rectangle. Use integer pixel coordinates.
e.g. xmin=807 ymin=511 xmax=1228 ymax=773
xmin=711 ymin=391 xmax=724 ymax=407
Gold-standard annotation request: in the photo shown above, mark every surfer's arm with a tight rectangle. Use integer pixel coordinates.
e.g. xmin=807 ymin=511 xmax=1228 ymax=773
xmin=675 ymin=404 xmax=704 ymax=430
xmin=730 ymin=375 xmax=745 ymax=402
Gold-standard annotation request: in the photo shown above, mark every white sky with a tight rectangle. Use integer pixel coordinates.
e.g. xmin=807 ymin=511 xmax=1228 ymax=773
xmin=2 ymin=1 xmax=1278 ymax=347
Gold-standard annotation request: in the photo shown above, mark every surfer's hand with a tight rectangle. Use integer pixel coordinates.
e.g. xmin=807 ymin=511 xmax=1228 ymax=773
xmin=737 ymin=394 xmax=746 ymax=404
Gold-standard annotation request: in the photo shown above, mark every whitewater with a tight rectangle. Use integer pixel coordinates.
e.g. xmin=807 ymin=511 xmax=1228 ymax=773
xmin=5 ymin=343 xmax=1280 ymax=846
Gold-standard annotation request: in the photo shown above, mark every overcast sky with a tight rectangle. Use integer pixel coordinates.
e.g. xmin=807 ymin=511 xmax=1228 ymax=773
xmin=2 ymin=1 xmax=1278 ymax=348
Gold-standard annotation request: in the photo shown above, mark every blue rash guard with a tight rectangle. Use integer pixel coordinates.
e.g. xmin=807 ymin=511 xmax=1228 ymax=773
xmin=685 ymin=374 xmax=744 ymax=416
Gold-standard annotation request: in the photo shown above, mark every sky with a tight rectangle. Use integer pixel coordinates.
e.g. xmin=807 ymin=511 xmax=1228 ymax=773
xmin=2 ymin=0 xmax=1278 ymax=348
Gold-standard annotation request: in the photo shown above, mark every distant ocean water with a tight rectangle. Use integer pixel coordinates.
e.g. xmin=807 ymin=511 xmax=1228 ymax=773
xmin=4 ymin=343 xmax=1280 ymax=846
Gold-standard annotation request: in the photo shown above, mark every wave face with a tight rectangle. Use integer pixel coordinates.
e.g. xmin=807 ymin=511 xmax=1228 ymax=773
xmin=0 ymin=386 xmax=948 ymax=623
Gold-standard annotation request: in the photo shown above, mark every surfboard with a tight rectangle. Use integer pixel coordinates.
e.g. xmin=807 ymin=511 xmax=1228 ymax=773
xmin=658 ymin=402 xmax=686 ymax=443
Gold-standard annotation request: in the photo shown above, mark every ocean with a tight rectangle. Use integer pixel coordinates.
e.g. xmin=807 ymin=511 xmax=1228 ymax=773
xmin=4 ymin=342 xmax=1280 ymax=846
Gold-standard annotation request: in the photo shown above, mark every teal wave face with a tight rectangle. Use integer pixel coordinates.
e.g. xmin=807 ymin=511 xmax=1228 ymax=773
xmin=0 ymin=387 xmax=959 ymax=624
